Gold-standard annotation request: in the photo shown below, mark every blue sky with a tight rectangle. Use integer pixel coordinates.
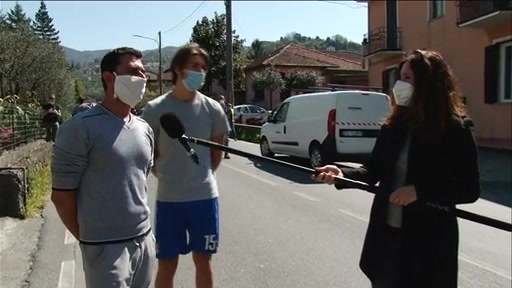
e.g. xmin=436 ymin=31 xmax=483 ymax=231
xmin=0 ymin=1 xmax=368 ymax=51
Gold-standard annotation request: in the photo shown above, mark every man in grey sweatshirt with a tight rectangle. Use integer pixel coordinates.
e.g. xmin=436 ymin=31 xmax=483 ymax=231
xmin=51 ymin=47 xmax=155 ymax=288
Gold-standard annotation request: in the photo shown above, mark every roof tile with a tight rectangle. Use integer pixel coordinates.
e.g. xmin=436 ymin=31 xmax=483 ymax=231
xmin=245 ymin=43 xmax=361 ymax=70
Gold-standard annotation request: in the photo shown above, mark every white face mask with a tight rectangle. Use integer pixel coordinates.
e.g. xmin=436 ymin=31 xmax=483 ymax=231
xmin=392 ymin=80 xmax=414 ymax=106
xmin=114 ymin=75 xmax=147 ymax=107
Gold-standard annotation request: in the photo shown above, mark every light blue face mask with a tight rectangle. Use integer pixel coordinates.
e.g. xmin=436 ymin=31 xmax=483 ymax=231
xmin=182 ymin=70 xmax=206 ymax=91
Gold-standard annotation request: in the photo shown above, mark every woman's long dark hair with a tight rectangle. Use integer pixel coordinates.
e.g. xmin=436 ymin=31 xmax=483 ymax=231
xmin=383 ymin=50 xmax=467 ymax=132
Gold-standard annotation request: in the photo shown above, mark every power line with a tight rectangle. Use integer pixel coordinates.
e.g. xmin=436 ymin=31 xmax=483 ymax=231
xmin=162 ymin=1 xmax=207 ymax=34
xmin=233 ymin=15 xmax=244 ymax=36
xmin=319 ymin=1 xmax=367 ymax=9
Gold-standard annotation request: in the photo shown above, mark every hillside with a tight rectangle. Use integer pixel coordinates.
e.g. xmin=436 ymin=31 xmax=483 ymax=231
xmin=64 ymin=32 xmax=362 ymax=101
xmin=62 ymin=46 xmax=179 ymax=66
xmin=62 ymin=33 xmax=362 ymax=66
xmin=61 ymin=47 xmax=111 ymax=64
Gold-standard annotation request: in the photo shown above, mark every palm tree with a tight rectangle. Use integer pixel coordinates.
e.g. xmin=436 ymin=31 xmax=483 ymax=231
xmin=247 ymin=39 xmax=266 ymax=61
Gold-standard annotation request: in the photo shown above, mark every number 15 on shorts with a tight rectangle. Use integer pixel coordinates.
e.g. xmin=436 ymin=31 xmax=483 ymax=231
xmin=204 ymin=235 xmax=218 ymax=251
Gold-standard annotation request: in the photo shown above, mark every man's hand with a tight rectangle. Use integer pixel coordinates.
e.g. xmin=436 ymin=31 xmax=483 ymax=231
xmin=210 ymin=134 xmax=225 ymax=171
xmin=312 ymin=165 xmax=343 ymax=185
xmin=51 ymin=191 xmax=80 ymax=239
xmin=389 ymin=185 xmax=417 ymax=206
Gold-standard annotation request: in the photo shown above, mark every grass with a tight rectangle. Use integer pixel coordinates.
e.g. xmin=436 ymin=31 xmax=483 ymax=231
xmin=25 ymin=163 xmax=51 ymax=218
xmin=235 ymin=126 xmax=261 ymax=144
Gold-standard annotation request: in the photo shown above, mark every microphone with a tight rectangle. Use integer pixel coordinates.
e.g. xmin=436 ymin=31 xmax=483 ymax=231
xmin=159 ymin=113 xmax=512 ymax=233
xmin=159 ymin=113 xmax=200 ymax=165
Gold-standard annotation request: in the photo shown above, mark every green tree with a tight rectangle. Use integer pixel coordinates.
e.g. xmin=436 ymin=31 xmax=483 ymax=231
xmin=190 ymin=12 xmax=246 ymax=94
xmin=288 ymin=71 xmax=324 ymax=89
xmin=0 ymin=10 xmax=7 ymax=30
xmin=252 ymin=66 xmax=285 ymax=92
xmin=247 ymin=39 xmax=266 ymax=60
xmin=258 ymin=32 xmax=362 ymax=54
xmin=0 ymin=28 xmax=73 ymax=109
xmin=32 ymin=0 xmax=60 ymax=44
xmin=73 ymin=78 xmax=85 ymax=101
xmin=5 ymin=3 xmax=31 ymax=30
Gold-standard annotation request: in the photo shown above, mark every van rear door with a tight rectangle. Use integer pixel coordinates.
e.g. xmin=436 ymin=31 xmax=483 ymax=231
xmin=335 ymin=91 xmax=390 ymax=154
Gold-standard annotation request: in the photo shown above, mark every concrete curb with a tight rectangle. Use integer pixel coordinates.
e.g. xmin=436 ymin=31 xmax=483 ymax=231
xmin=0 ymin=214 xmax=45 ymax=288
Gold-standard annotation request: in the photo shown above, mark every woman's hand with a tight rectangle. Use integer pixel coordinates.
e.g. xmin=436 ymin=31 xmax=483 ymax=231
xmin=390 ymin=185 xmax=417 ymax=206
xmin=312 ymin=165 xmax=343 ymax=185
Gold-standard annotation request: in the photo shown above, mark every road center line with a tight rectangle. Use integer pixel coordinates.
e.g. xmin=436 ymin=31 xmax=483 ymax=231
xmin=222 ymin=163 xmax=277 ymax=186
xmin=338 ymin=208 xmax=369 ymax=222
xmin=294 ymin=192 xmax=318 ymax=202
xmin=337 ymin=209 xmax=511 ymax=279
xmin=64 ymin=229 xmax=77 ymax=245
xmin=459 ymin=254 xmax=512 ymax=280
xmin=58 ymin=260 xmax=75 ymax=288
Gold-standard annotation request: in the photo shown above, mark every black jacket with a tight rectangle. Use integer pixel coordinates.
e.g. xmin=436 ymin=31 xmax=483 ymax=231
xmin=336 ymin=116 xmax=481 ymax=288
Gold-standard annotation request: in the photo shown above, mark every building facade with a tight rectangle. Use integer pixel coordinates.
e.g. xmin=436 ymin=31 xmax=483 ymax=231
xmin=360 ymin=0 xmax=512 ymax=149
xmin=244 ymin=44 xmax=368 ymax=110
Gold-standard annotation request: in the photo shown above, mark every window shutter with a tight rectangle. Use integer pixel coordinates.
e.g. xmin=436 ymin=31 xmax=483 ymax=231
xmin=382 ymin=69 xmax=390 ymax=94
xmin=484 ymin=44 xmax=500 ymax=104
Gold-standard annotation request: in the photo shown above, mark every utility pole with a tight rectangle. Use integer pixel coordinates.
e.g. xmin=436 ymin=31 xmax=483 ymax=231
xmin=225 ymin=0 xmax=234 ymax=105
xmin=133 ymin=32 xmax=164 ymax=95
xmin=158 ymin=31 xmax=163 ymax=95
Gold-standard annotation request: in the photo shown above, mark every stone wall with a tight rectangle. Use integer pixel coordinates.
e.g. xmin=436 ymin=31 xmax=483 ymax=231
xmin=0 ymin=141 xmax=52 ymax=218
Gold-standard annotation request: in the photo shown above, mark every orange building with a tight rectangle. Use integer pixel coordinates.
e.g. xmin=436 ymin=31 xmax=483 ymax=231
xmin=359 ymin=0 xmax=512 ymax=149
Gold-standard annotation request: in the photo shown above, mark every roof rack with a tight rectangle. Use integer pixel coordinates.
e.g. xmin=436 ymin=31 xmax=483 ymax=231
xmin=304 ymin=84 xmax=384 ymax=93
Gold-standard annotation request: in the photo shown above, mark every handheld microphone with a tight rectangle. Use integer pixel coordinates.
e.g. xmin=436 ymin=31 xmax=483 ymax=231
xmin=159 ymin=113 xmax=200 ymax=165
xmin=159 ymin=113 xmax=512 ymax=232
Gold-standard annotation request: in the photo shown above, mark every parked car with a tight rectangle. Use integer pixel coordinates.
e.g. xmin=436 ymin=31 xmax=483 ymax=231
xmin=260 ymin=90 xmax=391 ymax=167
xmin=234 ymin=104 xmax=271 ymax=126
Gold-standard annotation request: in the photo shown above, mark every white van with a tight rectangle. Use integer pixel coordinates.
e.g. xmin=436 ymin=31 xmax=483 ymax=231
xmin=259 ymin=90 xmax=391 ymax=167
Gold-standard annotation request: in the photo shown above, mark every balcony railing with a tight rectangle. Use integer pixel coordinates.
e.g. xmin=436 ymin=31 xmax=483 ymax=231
xmin=362 ymin=27 xmax=402 ymax=57
xmin=457 ymin=0 xmax=512 ymax=26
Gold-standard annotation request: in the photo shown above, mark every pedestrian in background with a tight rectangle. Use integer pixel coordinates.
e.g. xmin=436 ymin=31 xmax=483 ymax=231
xmin=51 ymin=47 xmax=155 ymax=288
xmin=142 ymin=43 xmax=228 ymax=288
xmin=72 ymin=97 xmax=92 ymax=117
xmin=217 ymin=96 xmax=236 ymax=159
xmin=41 ymin=94 xmax=61 ymax=142
xmin=226 ymin=103 xmax=237 ymax=140
xmin=314 ymin=49 xmax=481 ymax=288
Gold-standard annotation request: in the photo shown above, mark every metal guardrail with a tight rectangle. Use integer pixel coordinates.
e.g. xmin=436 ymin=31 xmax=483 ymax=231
xmin=0 ymin=106 xmax=45 ymax=153
xmin=233 ymin=123 xmax=262 ymax=130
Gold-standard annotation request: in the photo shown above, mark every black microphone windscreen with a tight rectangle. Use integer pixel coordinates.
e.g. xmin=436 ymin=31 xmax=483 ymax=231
xmin=160 ymin=113 xmax=185 ymax=139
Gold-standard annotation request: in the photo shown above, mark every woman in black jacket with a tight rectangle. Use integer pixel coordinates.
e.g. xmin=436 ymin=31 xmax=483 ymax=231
xmin=314 ymin=49 xmax=481 ymax=288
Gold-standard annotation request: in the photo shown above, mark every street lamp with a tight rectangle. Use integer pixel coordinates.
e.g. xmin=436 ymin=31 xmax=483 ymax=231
xmin=133 ymin=32 xmax=163 ymax=95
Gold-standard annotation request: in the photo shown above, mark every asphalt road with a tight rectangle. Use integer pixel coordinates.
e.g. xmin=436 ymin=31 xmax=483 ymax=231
xmin=24 ymin=141 xmax=511 ymax=288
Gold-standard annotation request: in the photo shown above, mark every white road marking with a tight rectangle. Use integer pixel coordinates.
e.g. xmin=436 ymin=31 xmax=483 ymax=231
xmin=58 ymin=260 xmax=75 ymax=288
xmin=459 ymin=254 xmax=512 ymax=280
xmin=338 ymin=209 xmax=369 ymax=222
xmin=64 ymin=229 xmax=77 ymax=245
xmin=294 ymin=192 xmax=318 ymax=202
xmin=222 ymin=163 xmax=277 ymax=186
xmin=337 ymin=209 xmax=511 ymax=279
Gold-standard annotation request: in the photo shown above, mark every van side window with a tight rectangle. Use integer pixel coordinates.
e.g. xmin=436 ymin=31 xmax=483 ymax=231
xmin=273 ymin=103 xmax=290 ymax=123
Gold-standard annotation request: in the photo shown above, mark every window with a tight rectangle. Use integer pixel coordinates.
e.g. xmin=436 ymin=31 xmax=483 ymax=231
xmin=430 ymin=0 xmax=446 ymax=19
xmin=381 ymin=66 xmax=399 ymax=94
xmin=273 ymin=102 xmax=290 ymax=123
xmin=249 ymin=105 xmax=266 ymax=114
xmin=484 ymin=40 xmax=512 ymax=104
xmin=499 ymin=41 xmax=512 ymax=102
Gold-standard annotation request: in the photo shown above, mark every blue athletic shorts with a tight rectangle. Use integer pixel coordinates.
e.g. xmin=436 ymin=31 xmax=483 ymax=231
xmin=155 ymin=198 xmax=219 ymax=259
